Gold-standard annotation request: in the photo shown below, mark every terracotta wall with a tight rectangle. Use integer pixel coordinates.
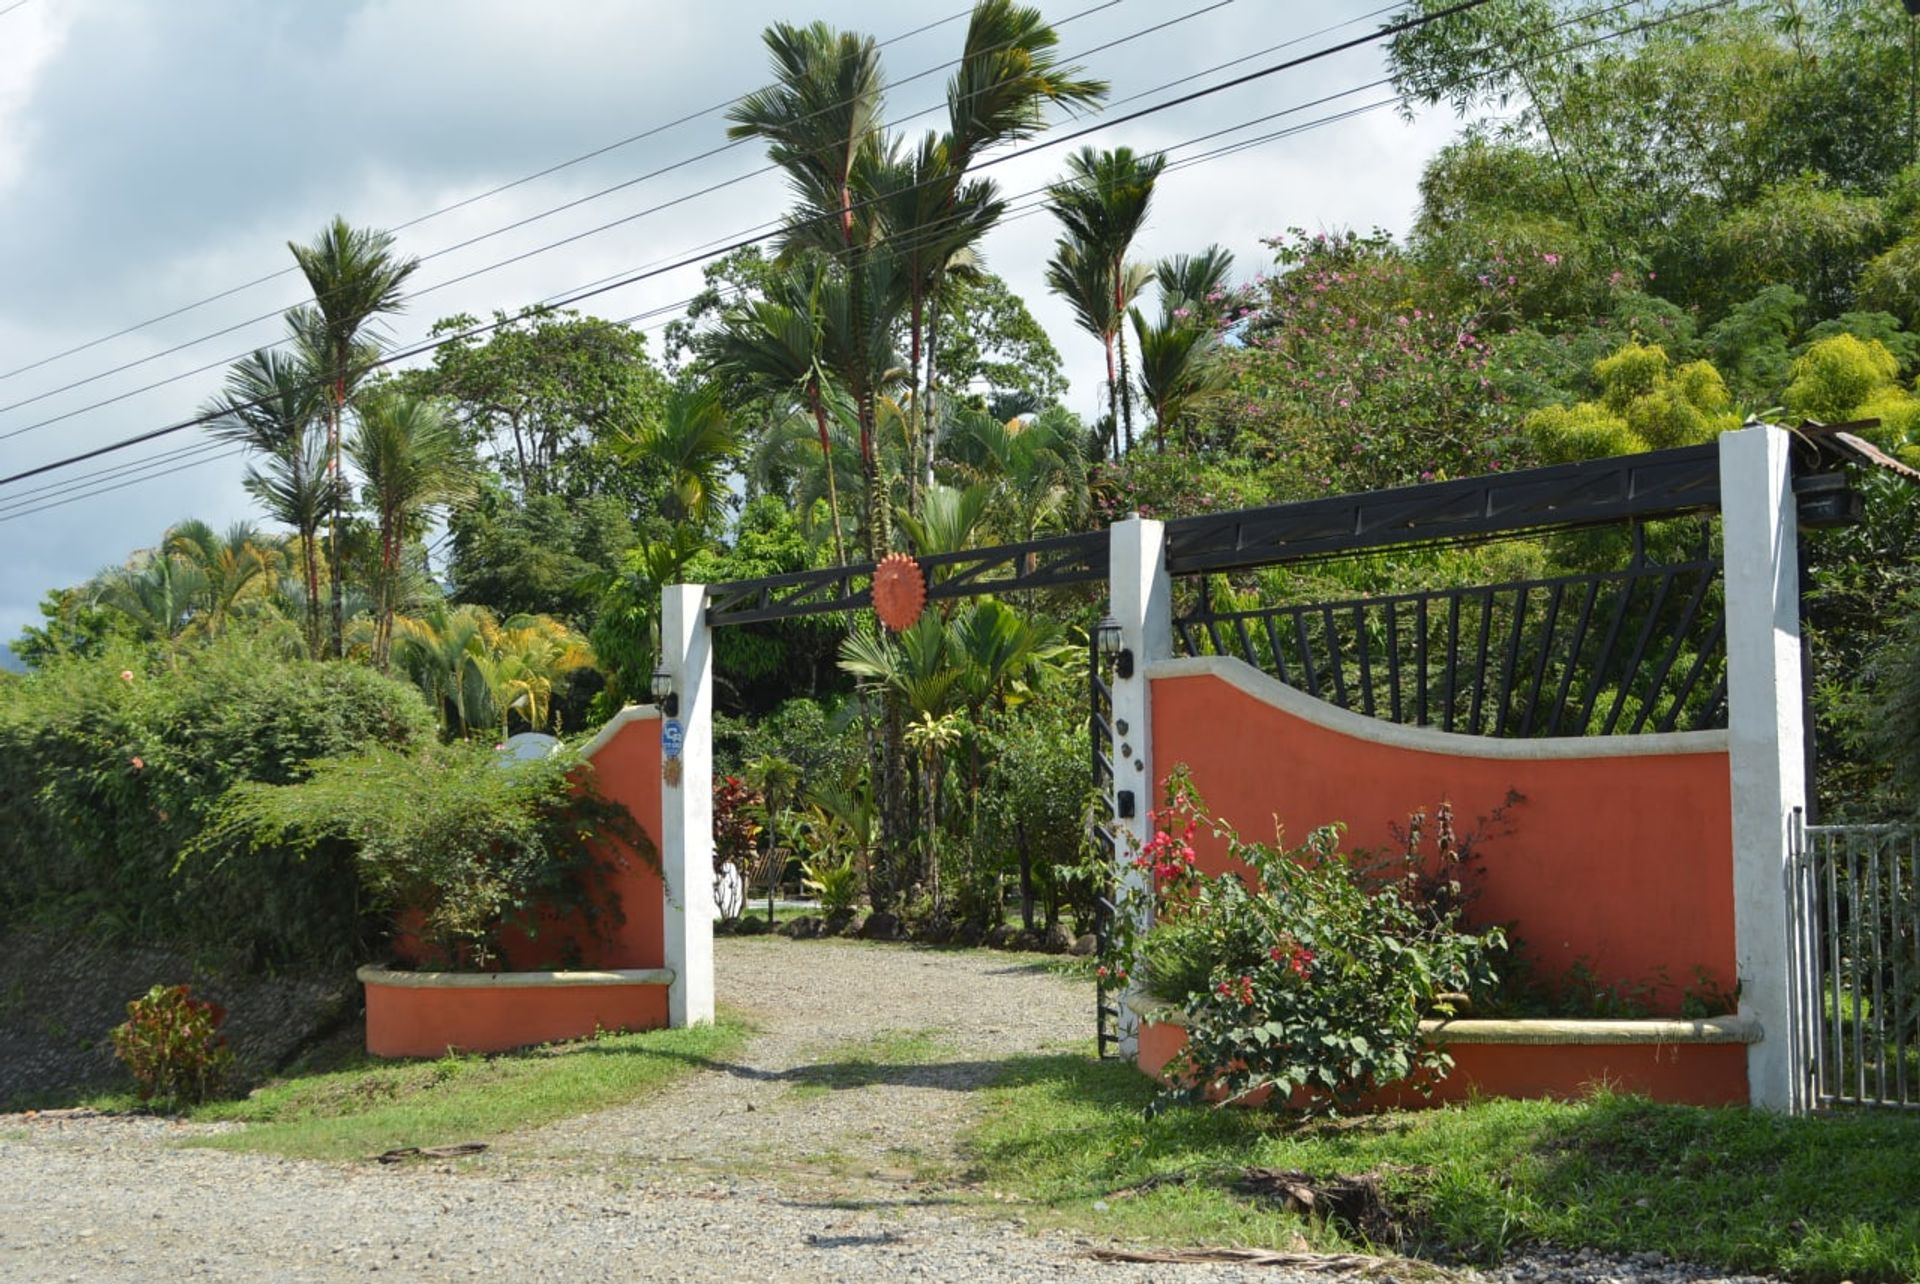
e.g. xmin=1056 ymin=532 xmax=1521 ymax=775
xmin=1150 ymin=662 xmax=1737 ymax=1011
xmin=494 ymin=711 xmax=666 ymax=971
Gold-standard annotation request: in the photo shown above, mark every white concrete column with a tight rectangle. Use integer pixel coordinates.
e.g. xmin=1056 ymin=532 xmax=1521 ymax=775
xmin=1719 ymin=425 xmax=1809 ymax=1112
xmin=1107 ymin=515 xmax=1171 ymax=1055
xmin=660 ymin=583 xmax=715 ymax=1027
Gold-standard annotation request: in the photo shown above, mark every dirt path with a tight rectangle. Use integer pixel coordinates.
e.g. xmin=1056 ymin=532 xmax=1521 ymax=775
xmin=0 ymin=937 xmax=1348 ymax=1283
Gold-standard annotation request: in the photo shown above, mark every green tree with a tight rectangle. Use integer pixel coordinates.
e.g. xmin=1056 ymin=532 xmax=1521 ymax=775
xmin=1045 ymin=146 xmax=1165 ymax=453
xmin=346 ymin=392 xmax=479 ymax=668
xmin=287 ymin=219 xmax=420 ymax=657
xmin=203 ymin=347 xmax=336 ymax=654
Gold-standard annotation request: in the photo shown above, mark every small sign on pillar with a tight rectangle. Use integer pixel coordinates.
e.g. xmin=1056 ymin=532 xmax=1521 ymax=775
xmin=662 ymin=718 xmax=685 ymax=787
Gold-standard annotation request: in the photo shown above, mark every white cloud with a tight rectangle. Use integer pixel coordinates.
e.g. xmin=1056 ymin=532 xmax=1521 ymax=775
xmin=0 ymin=0 xmax=1463 ymax=645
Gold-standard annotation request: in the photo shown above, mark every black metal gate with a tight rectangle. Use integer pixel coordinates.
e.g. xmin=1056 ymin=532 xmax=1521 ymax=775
xmin=1089 ymin=632 xmax=1121 ymax=1058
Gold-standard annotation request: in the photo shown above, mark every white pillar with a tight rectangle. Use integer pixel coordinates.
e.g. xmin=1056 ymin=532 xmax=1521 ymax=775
xmin=660 ymin=583 xmax=715 ymax=1028
xmin=1719 ymin=426 xmax=1809 ymax=1112
xmin=1107 ymin=515 xmax=1171 ymax=1055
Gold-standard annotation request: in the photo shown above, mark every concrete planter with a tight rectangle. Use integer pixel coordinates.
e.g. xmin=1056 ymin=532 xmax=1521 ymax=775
xmin=357 ymin=965 xmax=675 ymax=1058
xmin=1129 ymin=998 xmax=1758 ymax=1108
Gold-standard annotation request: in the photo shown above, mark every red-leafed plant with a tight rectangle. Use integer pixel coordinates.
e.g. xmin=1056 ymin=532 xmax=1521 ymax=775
xmin=110 ymin=984 xmax=234 ymax=1108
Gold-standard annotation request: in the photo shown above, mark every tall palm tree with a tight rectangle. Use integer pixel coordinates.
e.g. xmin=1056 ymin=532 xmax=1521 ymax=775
xmin=203 ymin=346 xmax=335 ymax=653
xmin=1044 ymin=146 xmax=1166 ymax=453
xmin=712 ymin=264 xmax=850 ymax=565
xmin=1131 ymin=306 xmax=1232 ymax=448
xmin=346 ymin=391 xmax=477 ymax=668
xmin=1044 ymin=240 xmax=1150 ymax=458
xmin=288 ymin=218 xmax=420 ymax=657
xmin=920 ymin=1 xmax=1105 ymax=489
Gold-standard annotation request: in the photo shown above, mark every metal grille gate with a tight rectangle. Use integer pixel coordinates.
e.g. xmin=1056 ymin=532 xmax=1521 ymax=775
xmin=1793 ymin=812 xmax=1920 ymax=1110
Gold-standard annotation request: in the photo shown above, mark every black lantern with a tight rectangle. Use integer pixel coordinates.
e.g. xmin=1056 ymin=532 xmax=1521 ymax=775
xmin=650 ymin=666 xmax=679 ymax=718
xmin=1094 ymin=615 xmax=1134 ymax=679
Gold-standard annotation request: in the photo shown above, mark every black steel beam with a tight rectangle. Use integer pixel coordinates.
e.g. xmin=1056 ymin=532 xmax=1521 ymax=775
xmin=1163 ymin=443 xmax=1722 ymax=575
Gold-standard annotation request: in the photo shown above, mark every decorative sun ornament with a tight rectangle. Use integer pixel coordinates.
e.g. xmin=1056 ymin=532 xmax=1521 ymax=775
xmin=871 ymin=552 xmax=928 ymax=632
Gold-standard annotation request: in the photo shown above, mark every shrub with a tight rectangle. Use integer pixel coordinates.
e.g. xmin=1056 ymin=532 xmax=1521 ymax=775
xmin=0 ymin=635 xmax=437 ymax=967
xmin=800 ymin=853 xmax=862 ymax=916
xmin=1105 ymin=773 xmax=1504 ymax=1115
xmin=199 ymin=742 xmax=652 ymax=969
xmin=110 ymin=984 xmax=234 ymax=1108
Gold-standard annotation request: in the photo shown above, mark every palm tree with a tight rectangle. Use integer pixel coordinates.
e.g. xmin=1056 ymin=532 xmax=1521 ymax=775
xmin=1044 ymin=239 xmax=1150 ymax=458
xmin=1154 ymin=245 xmax=1235 ymax=322
xmin=1131 ymin=307 xmax=1232 ymax=448
xmin=1044 ymin=146 xmax=1166 ymax=453
xmin=288 ymin=218 xmax=420 ymax=657
xmin=712 ymin=264 xmax=851 ymax=565
xmin=203 ymin=346 xmax=336 ymax=653
xmin=941 ymin=404 xmax=1088 ymax=545
xmin=479 ymin=613 xmax=596 ymax=737
xmin=163 ymin=519 xmax=282 ymax=638
xmin=94 ymin=553 xmax=208 ymax=645
xmin=614 ymin=384 xmax=739 ymax=529
xmin=919 ymin=0 xmax=1105 ymax=488
xmin=346 ymin=391 xmax=477 ymax=668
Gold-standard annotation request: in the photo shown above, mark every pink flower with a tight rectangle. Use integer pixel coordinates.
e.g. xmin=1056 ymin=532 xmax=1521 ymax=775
xmin=120 ymin=670 xmax=134 ymax=683
xmin=1543 ymin=253 xmax=1561 ymax=266
xmin=129 ymin=756 xmax=144 ymax=772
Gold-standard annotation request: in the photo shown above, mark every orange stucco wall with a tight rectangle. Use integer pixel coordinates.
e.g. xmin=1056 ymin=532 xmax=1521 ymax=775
xmin=369 ymin=710 xmax=671 ymax=1057
xmin=1137 ymin=1020 xmax=1748 ymax=1109
xmin=1151 ymin=670 xmax=1737 ymax=1010
xmin=364 ymin=981 xmax=669 ymax=1058
xmin=494 ymin=713 xmax=666 ymax=971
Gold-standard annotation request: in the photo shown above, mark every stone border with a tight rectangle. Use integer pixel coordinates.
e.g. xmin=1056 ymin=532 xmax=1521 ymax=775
xmin=1124 ymin=995 xmax=1759 ymax=1045
xmin=356 ymin=964 xmax=675 ymax=989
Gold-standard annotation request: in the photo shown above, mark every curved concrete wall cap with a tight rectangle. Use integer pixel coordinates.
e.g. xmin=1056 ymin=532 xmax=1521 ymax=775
xmin=575 ymin=703 xmax=663 ymax=760
xmin=1147 ymin=656 xmax=1728 ymax=760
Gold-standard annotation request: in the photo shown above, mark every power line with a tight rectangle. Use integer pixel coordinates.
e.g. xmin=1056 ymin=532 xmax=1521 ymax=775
xmin=0 ymin=0 xmax=1220 ymax=428
xmin=0 ymin=0 xmax=1731 ymax=524
xmin=0 ymin=1 xmax=1119 ymax=396
xmin=0 ymin=0 xmax=1519 ymax=490
xmin=0 ymin=3 xmax=985 ymax=386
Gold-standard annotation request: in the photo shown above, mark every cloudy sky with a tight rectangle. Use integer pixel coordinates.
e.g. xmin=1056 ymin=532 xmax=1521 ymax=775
xmin=0 ymin=0 xmax=1466 ymax=656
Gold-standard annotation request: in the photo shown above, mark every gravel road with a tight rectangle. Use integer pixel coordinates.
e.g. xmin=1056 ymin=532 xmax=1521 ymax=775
xmin=0 ymin=937 xmax=1776 ymax=1283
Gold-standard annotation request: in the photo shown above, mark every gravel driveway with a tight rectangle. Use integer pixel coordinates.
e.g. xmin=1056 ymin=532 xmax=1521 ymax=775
xmin=0 ymin=937 xmax=1775 ymax=1282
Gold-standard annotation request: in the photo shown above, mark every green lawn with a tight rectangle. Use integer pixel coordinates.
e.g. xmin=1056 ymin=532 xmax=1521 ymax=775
xmin=122 ymin=1017 xmax=749 ymax=1162
xmin=967 ymin=1054 xmax=1920 ymax=1283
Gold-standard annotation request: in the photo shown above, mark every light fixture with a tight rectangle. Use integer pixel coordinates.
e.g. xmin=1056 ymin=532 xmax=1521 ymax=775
xmin=650 ymin=666 xmax=679 ymax=718
xmin=1117 ymin=789 xmax=1137 ymax=820
xmin=1094 ymin=615 xmax=1134 ymax=679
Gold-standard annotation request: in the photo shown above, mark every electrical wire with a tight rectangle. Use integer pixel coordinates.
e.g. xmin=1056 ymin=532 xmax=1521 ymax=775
xmin=0 ymin=2 xmax=983 ymax=384
xmin=0 ymin=0 xmax=1408 ymax=446
xmin=0 ymin=0 xmax=1529 ymax=501
xmin=0 ymin=1 xmax=1122 ymax=395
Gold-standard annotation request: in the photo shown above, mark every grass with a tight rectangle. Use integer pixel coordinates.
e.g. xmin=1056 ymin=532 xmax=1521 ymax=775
xmin=966 ymin=1053 xmax=1920 ymax=1283
xmin=85 ymin=1017 xmax=749 ymax=1162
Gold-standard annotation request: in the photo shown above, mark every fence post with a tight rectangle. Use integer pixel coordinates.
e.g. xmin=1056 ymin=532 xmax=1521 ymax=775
xmin=1108 ymin=515 xmax=1171 ymax=1056
xmin=660 ymin=583 xmax=715 ymax=1028
xmin=1719 ymin=425 xmax=1810 ymax=1113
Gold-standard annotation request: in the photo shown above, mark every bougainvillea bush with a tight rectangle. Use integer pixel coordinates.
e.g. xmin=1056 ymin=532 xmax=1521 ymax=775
xmin=1103 ymin=772 xmax=1504 ymax=1114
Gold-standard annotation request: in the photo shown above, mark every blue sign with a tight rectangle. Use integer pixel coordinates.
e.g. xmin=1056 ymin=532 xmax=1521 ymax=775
xmin=662 ymin=719 xmax=685 ymax=759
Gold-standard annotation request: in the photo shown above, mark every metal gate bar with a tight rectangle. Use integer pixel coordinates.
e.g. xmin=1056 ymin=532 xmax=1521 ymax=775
xmin=1794 ymin=814 xmax=1920 ymax=1110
